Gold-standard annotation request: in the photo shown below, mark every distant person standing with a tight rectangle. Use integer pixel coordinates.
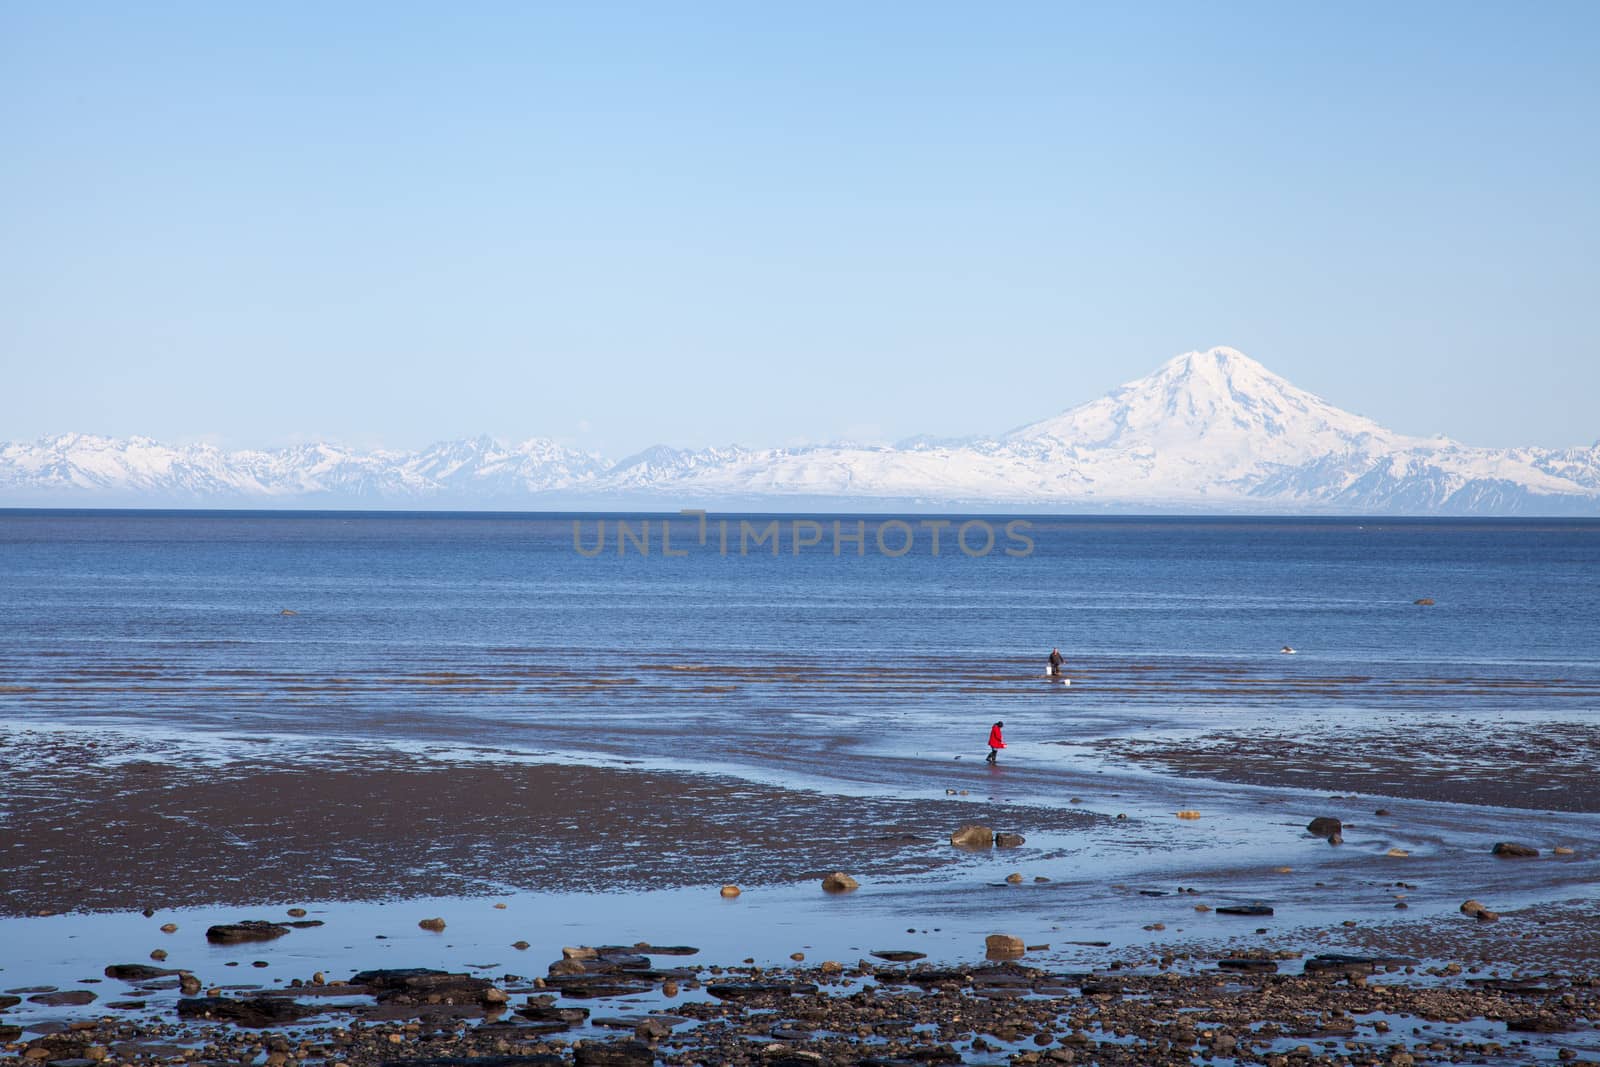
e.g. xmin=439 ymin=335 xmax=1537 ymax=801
xmin=986 ymin=721 xmax=1006 ymax=764
xmin=1048 ymin=647 xmax=1064 ymax=677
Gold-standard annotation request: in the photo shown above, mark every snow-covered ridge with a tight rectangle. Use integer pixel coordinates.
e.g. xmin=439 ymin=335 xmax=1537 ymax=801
xmin=3 ymin=347 xmax=1597 ymax=514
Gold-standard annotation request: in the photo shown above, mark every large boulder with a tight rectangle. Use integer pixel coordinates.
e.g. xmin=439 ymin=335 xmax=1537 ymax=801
xmin=205 ymin=921 xmax=290 ymax=944
xmin=984 ymin=934 xmax=1025 ymax=960
xmin=821 ymin=872 xmax=859 ymax=893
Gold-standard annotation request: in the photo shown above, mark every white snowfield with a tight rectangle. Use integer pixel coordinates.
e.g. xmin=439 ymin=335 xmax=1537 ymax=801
xmin=3 ymin=348 xmax=1597 ymax=513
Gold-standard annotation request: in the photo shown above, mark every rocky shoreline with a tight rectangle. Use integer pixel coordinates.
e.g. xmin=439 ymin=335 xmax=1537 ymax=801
xmin=5 ymin=939 xmax=1599 ymax=1067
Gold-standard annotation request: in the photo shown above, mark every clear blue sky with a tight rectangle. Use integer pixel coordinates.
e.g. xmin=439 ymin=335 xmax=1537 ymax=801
xmin=3 ymin=2 xmax=1596 ymax=455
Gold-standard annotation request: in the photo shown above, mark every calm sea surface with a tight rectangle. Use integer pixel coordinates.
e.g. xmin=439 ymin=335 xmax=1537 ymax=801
xmin=1 ymin=510 xmax=1596 ymax=763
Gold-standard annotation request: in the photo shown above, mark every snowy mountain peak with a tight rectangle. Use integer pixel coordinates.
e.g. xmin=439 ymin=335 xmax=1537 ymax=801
xmin=1009 ymin=346 xmax=1396 ymax=460
xmin=3 ymin=347 xmax=1597 ymax=513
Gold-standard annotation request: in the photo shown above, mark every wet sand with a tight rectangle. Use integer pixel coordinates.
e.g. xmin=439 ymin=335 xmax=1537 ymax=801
xmin=1079 ymin=719 xmax=1600 ymax=813
xmin=0 ymin=731 xmax=1093 ymax=917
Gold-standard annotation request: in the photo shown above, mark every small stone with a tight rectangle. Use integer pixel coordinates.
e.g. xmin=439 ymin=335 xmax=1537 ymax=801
xmin=720 ymin=884 xmax=741 ymax=898
xmin=1307 ymin=817 xmax=1343 ymax=844
xmin=1553 ymin=846 xmax=1575 ymax=856
xmin=1174 ymin=810 xmax=1201 ymax=819
xmin=149 ymin=949 xmax=168 ymax=961
xmin=512 ymin=941 xmax=530 ymax=950
xmin=418 ymin=917 xmax=447 ymax=931
xmin=819 ymin=961 xmax=843 ymax=974
xmin=159 ymin=923 xmax=178 ymax=934
xmin=286 ymin=908 xmax=308 ymax=918
xmin=950 ymin=824 xmax=994 ymax=848
xmin=789 ymin=952 xmax=804 ymax=961
xmin=494 ymin=902 xmax=508 ymax=909
xmin=821 ymin=872 xmax=859 ymax=892
xmin=995 ymin=832 xmax=1026 ymax=848
xmin=1492 ymin=842 xmax=1539 ymax=858
xmin=1005 ymin=872 xmax=1023 ymax=884
xmin=1386 ymin=848 xmax=1410 ymax=857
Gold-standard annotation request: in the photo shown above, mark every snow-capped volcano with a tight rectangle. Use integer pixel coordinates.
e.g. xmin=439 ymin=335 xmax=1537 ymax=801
xmin=1011 ymin=347 xmax=1398 ymax=454
xmin=3 ymin=347 xmax=1597 ymax=513
xmin=994 ymin=346 xmax=1416 ymax=501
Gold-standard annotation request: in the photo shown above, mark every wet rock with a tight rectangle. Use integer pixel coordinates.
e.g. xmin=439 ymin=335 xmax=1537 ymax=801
xmin=950 ymin=824 xmax=994 ymax=848
xmin=573 ymin=1041 xmax=654 ymax=1067
xmin=103 ymin=965 xmax=178 ymax=981
xmin=705 ymin=982 xmax=819 ymax=1000
xmin=1304 ymin=954 xmax=1415 ymax=974
xmin=149 ymin=949 xmax=168 ymax=961
xmin=563 ymin=946 xmax=600 ymax=960
xmin=633 ymin=1017 xmax=672 ymax=1042
xmin=1005 ymin=873 xmax=1024 ymax=884
xmin=0 ymin=994 xmax=22 ymax=1010
xmin=379 ymin=1060 xmax=564 ymax=1067
xmin=544 ymin=978 xmax=654 ymax=999
xmin=511 ymin=941 xmax=530 ymax=951
xmin=514 ymin=1005 xmax=589 ymax=1029
xmin=158 ymin=923 xmax=178 ymax=934
xmin=1492 ymin=841 xmax=1539 ymax=858
xmin=286 ymin=908 xmax=308 ymax=918
xmin=175 ymin=997 xmax=317 ymax=1028
xmin=985 ymin=934 xmax=1025 ymax=960
xmin=1413 ymin=598 xmax=1434 ymax=605
xmin=1506 ymin=1015 xmax=1575 ymax=1032
xmin=1216 ymin=904 xmax=1274 ymax=916
xmin=821 ymin=872 xmax=859 ymax=893
xmin=1218 ymin=958 xmax=1277 ymax=973
xmin=0 ymin=1027 xmax=20 ymax=1043
xmin=178 ymin=974 xmax=202 ymax=995
xmin=995 ymin=832 xmax=1026 ymax=848
xmin=870 ymin=950 xmax=927 ymax=963
xmin=418 ymin=917 xmax=447 ymax=932
xmin=205 ymin=921 xmax=290 ymax=944
xmin=27 ymin=991 xmax=97 ymax=1007
xmin=720 ymin=884 xmax=741 ymax=898
xmin=358 ymin=970 xmax=496 ymax=1005
xmin=1306 ymin=817 xmax=1343 ymax=844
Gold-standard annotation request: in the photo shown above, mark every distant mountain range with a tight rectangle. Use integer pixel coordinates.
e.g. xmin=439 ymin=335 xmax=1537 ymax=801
xmin=4 ymin=347 xmax=1598 ymax=513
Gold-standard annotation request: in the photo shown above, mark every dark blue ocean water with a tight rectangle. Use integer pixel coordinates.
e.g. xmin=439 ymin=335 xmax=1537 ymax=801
xmin=0 ymin=510 xmax=1597 ymax=760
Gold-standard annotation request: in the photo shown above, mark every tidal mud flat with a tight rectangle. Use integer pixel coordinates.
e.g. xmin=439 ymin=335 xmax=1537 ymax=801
xmin=4 ymin=721 xmax=1600 ymax=1066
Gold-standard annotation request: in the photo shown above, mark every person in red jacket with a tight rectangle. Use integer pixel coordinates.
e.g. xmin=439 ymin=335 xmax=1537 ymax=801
xmin=986 ymin=721 xmax=1005 ymax=764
